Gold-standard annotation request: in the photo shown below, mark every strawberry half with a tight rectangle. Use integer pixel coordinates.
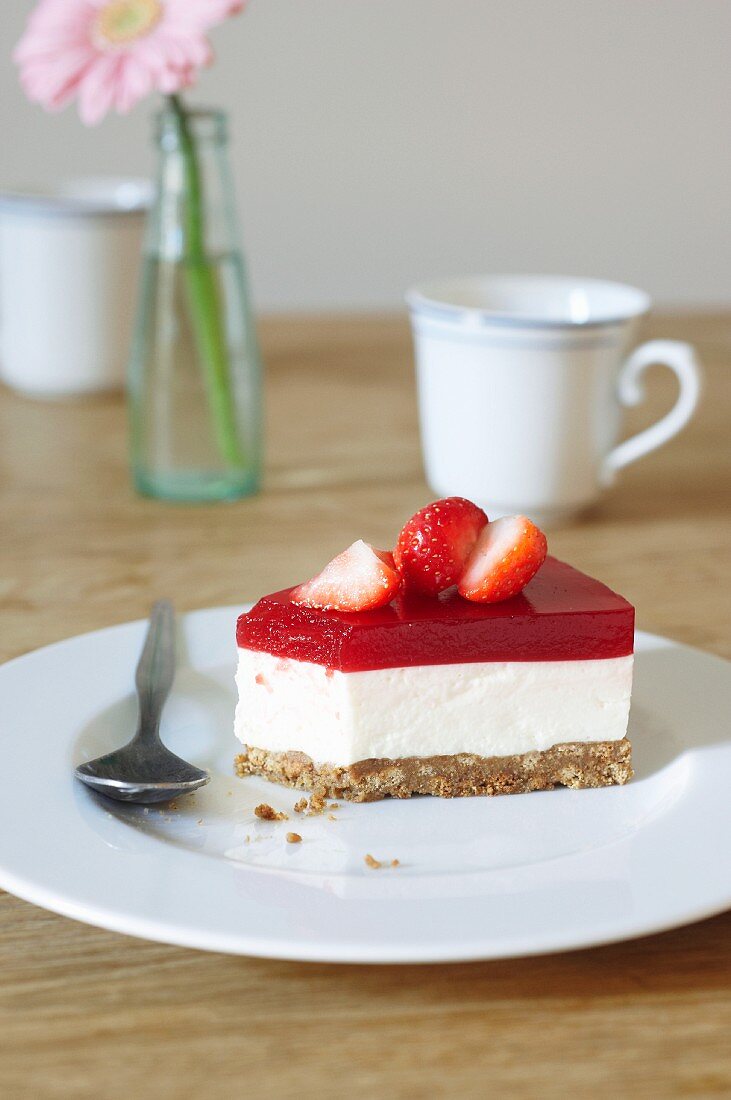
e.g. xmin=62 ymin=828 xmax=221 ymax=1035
xmin=394 ymin=497 xmax=488 ymax=595
xmin=292 ymin=540 xmax=401 ymax=612
xmin=458 ymin=515 xmax=548 ymax=603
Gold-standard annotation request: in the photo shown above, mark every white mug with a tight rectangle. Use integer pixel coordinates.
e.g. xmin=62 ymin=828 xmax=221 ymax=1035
xmin=0 ymin=178 xmax=152 ymax=398
xmin=407 ymin=275 xmax=702 ymax=525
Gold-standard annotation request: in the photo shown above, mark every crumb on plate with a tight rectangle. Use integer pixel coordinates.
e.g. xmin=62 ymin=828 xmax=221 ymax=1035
xmin=286 ymin=832 xmax=302 ymax=844
xmin=292 ymin=790 xmax=329 ymax=816
xmin=308 ymin=789 xmax=327 ymax=815
xmin=364 ymin=854 xmax=400 ymax=869
xmin=254 ymin=803 xmax=288 ymax=822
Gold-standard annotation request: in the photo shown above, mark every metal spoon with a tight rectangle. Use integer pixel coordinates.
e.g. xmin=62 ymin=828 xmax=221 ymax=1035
xmin=75 ymin=600 xmax=210 ymax=804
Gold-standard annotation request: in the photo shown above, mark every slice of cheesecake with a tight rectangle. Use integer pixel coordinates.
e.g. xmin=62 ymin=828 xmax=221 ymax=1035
xmin=234 ymin=556 xmax=634 ymax=801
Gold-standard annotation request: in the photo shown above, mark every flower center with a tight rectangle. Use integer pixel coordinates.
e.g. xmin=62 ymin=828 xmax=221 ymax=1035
xmin=95 ymin=0 xmax=162 ymax=46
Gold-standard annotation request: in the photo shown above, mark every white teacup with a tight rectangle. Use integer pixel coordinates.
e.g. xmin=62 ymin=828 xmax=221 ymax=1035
xmin=0 ymin=178 xmax=152 ymax=398
xmin=407 ymin=275 xmax=702 ymax=525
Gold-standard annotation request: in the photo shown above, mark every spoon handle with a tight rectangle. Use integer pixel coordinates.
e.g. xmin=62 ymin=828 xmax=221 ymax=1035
xmin=134 ymin=600 xmax=176 ymax=741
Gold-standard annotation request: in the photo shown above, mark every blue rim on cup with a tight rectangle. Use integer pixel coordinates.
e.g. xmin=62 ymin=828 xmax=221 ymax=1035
xmin=406 ymin=275 xmax=651 ymax=331
xmin=0 ymin=177 xmax=153 ymax=218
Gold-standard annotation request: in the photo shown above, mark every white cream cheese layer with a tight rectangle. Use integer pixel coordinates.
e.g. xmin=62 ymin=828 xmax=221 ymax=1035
xmin=234 ymin=649 xmax=633 ymax=767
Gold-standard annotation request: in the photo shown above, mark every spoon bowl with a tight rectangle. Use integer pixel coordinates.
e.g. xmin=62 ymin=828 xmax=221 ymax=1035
xmin=75 ymin=747 xmax=210 ymax=803
xmin=74 ymin=600 xmax=211 ymax=804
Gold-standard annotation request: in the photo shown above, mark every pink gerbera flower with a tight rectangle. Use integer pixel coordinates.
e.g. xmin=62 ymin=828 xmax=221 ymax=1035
xmin=14 ymin=0 xmax=245 ymax=125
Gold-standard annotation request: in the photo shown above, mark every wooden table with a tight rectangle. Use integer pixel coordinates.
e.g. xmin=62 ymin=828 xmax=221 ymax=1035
xmin=1 ymin=312 xmax=729 ymax=1098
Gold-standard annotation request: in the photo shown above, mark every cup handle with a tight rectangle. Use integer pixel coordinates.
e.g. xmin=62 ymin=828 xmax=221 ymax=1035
xmin=601 ymin=339 xmax=702 ymax=485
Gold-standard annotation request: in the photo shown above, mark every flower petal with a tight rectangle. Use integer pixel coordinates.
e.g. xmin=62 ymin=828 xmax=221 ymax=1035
xmin=164 ymin=0 xmax=245 ymax=30
xmin=113 ymin=54 xmax=154 ymax=113
xmin=77 ymin=53 xmax=122 ymax=125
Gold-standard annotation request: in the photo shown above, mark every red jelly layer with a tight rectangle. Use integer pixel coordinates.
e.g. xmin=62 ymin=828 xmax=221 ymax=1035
xmin=236 ymin=556 xmax=635 ymax=671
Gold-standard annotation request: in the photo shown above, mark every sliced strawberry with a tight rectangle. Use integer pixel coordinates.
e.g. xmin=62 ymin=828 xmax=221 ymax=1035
xmin=292 ymin=540 xmax=401 ymax=612
xmin=374 ymin=548 xmax=397 ymax=571
xmin=394 ymin=497 xmax=488 ymax=595
xmin=458 ymin=515 xmax=548 ymax=603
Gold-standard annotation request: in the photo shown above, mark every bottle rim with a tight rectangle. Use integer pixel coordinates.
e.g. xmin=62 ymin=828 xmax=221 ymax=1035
xmin=155 ymin=105 xmax=228 ymax=147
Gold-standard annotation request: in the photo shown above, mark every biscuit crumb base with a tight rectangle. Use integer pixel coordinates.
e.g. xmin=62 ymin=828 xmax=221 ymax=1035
xmin=235 ymin=740 xmax=632 ymax=802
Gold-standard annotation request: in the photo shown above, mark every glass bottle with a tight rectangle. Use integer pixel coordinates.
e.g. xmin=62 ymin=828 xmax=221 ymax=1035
xmin=128 ymin=102 xmax=262 ymax=501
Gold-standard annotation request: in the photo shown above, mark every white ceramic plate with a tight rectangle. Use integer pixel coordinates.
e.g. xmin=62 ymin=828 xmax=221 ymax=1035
xmin=0 ymin=609 xmax=729 ymax=963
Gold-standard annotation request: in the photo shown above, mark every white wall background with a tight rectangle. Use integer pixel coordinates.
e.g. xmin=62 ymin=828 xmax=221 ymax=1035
xmin=2 ymin=0 xmax=731 ymax=313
